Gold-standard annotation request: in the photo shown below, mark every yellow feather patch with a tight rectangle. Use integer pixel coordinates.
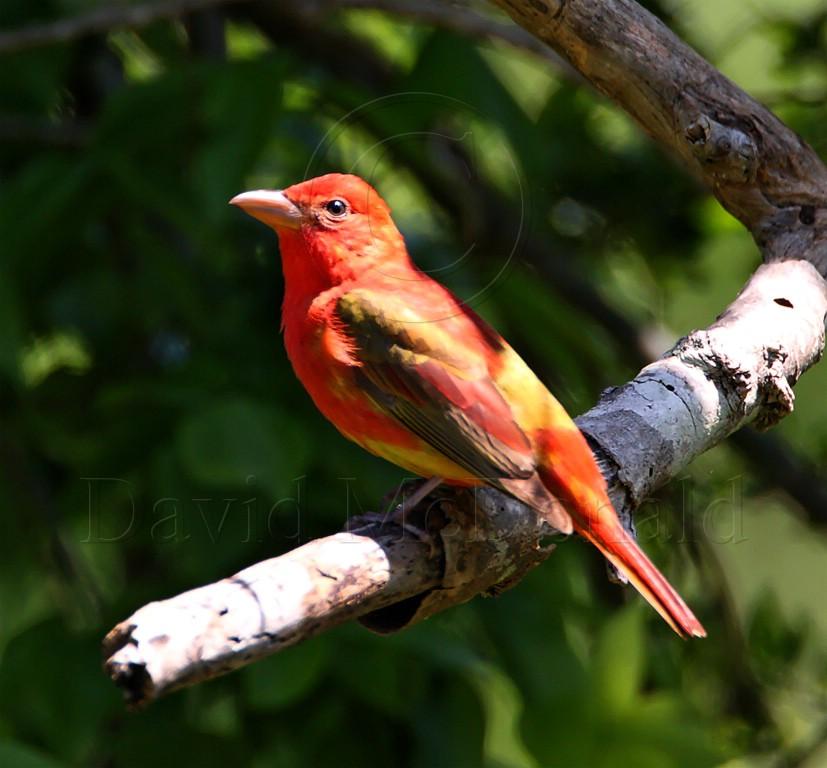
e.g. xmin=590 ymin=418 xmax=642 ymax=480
xmin=490 ymin=345 xmax=577 ymax=435
xmin=360 ymin=437 xmax=477 ymax=482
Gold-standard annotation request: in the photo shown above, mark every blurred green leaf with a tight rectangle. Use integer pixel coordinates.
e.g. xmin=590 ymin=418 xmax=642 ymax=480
xmin=0 ymin=742 xmax=65 ymax=768
xmin=20 ymin=330 xmax=91 ymax=387
xmin=590 ymin=603 xmax=645 ymax=715
xmin=241 ymin=635 xmax=330 ymax=710
xmin=333 ymin=631 xmax=427 ymax=716
xmin=0 ymin=621 xmax=119 ymax=763
xmin=194 ymin=58 xmax=284 ymax=222
xmin=748 ymin=590 xmax=809 ymax=681
xmin=465 ymin=662 xmax=537 ymax=768
xmin=175 ymin=397 xmax=308 ymax=498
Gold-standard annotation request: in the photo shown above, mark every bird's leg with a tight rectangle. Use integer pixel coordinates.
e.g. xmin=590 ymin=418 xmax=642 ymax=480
xmin=399 ymin=476 xmax=444 ymax=514
xmin=391 ymin=476 xmax=444 ymax=543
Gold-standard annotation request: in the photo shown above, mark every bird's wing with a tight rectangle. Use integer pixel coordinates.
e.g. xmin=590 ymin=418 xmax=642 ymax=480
xmin=336 ymin=289 xmax=536 ymax=481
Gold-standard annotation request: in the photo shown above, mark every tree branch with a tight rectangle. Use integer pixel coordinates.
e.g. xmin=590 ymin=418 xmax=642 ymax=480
xmin=578 ymin=261 xmax=826 ymax=515
xmin=103 ymin=521 xmax=441 ymax=704
xmin=102 ymin=0 xmax=827 ymax=705
xmin=320 ymin=0 xmax=575 ymax=73
xmin=103 ymin=492 xmax=554 ymax=706
xmin=104 ymin=263 xmax=826 ymax=706
xmin=0 ymin=0 xmax=570 ymax=78
xmin=490 ymin=0 xmax=827 ymax=273
xmin=0 ymin=0 xmax=250 ymax=55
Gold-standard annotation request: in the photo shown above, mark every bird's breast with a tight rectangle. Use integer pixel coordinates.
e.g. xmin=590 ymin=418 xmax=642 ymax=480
xmin=282 ymin=297 xmax=424 ymax=454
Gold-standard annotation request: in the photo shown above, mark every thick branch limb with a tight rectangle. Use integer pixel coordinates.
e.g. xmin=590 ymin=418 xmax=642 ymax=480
xmin=0 ymin=0 xmax=571 ymax=76
xmin=104 ymin=493 xmax=554 ymax=706
xmin=578 ymin=261 xmax=827 ymax=513
xmin=489 ymin=0 xmax=827 ymax=273
xmin=104 ymin=521 xmax=440 ymax=704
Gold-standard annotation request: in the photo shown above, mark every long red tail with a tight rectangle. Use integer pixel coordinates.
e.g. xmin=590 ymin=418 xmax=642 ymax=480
xmin=536 ymin=437 xmax=706 ymax=638
xmin=575 ymin=508 xmax=706 ymax=638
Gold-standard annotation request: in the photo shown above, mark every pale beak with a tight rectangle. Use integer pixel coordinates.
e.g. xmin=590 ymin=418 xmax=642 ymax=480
xmin=229 ymin=189 xmax=303 ymax=230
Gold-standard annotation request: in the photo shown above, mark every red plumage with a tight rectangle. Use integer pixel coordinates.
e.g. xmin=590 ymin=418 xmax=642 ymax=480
xmin=231 ymin=173 xmax=705 ymax=638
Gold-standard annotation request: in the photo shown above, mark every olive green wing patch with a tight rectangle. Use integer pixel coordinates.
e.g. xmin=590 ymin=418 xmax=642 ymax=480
xmin=337 ymin=290 xmax=536 ymax=481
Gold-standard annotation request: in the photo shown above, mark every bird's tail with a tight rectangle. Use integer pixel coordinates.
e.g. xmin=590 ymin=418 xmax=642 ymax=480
xmin=574 ymin=501 xmax=706 ymax=639
xmin=535 ymin=426 xmax=705 ymax=638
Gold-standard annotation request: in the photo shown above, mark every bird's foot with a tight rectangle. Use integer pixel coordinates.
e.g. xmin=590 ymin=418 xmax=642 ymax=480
xmin=388 ymin=476 xmax=444 ymax=554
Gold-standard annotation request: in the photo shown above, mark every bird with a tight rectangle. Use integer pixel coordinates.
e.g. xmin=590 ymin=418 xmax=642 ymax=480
xmin=230 ymin=173 xmax=705 ymax=638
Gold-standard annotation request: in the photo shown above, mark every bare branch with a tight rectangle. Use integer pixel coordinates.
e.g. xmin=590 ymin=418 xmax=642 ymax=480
xmin=0 ymin=0 xmax=575 ymax=80
xmin=579 ymin=261 xmax=827 ymax=518
xmin=324 ymin=0 xmax=575 ymax=72
xmin=103 ymin=522 xmax=441 ymax=705
xmin=0 ymin=0 xmax=560 ymax=71
xmin=103 ymin=492 xmax=554 ymax=706
xmin=489 ymin=0 xmax=827 ymax=273
xmin=0 ymin=0 xmax=250 ymax=56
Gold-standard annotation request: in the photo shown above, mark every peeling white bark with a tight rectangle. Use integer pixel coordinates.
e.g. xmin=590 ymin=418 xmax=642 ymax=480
xmin=579 ymin=261 xmax=827 ymax=508
xmin=103 ymin=525 xmax=442 ymax=704
xmin=104 ymin=494 xmax=553 ymax=706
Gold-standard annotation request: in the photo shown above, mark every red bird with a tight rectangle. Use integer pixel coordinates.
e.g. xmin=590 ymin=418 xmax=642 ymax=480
xmin=231 ymin=173 xmax=705 ymax=638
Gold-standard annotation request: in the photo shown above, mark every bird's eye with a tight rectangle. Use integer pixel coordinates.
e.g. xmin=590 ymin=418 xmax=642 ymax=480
xmin=324 ymin=199 xmax=348 ymax=217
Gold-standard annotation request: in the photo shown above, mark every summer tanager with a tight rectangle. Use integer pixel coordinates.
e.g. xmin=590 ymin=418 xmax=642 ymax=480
xmin=231 ymin=173 xmax=705 ymax=638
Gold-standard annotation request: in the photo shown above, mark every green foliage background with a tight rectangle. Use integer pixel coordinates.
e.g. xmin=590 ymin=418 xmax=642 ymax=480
xmin=2 ymin=1 xmax=827 ymax=766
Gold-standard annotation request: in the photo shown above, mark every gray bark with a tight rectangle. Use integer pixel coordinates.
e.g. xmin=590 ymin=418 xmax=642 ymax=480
xmin=490 ymin=0 xmax=827 ymax=274
xmin=580 ymin=261 xmax=827 ymax=514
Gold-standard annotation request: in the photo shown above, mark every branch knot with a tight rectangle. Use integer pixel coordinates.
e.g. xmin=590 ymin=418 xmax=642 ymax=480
xmin=753 ymin=347 xmax=795 ymax=429
xmin=683 ymin=114 xmax=758 ymax=182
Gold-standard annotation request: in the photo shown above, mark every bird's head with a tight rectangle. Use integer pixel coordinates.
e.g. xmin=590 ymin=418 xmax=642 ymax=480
xmin=230 ymin=173 xmax=409 ymax=288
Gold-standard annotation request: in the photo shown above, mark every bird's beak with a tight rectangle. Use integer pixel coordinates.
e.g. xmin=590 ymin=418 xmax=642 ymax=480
xmin=229 ymin=189 xmax=303 ymax=230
